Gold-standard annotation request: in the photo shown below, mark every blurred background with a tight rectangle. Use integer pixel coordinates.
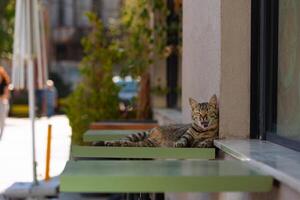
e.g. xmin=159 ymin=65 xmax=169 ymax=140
xmin=0 ymin=0 xmax=183 ymax=193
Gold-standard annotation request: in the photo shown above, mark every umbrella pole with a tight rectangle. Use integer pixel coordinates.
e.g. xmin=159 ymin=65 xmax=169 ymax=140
xmin=25 ymin=0 xmax=38 ymax=185
xmin=28 ymin=58 xmax=38 ymax=185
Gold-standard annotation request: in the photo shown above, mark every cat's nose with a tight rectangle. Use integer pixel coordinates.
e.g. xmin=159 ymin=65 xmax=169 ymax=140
xmin=201 ymin=122 xmax=209 ymax=128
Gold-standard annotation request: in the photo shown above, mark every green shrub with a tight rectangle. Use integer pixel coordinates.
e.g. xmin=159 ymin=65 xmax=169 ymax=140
xmin=65 ymin=13 xmax=122 ymax=145
xmin=0 ymin=0 xmax=15 ymax=59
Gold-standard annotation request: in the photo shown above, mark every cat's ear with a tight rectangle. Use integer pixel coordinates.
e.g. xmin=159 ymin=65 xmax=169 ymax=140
xmin=189 ymin=98 xmax=198 ymax=110
xmin=209 ymin=94 xmax=217 ymax=107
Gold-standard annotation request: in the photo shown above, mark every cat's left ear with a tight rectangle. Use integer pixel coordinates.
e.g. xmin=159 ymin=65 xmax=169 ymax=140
xmin=209 ymin=94 xmax=217 ymax=107
xmin=189 ymin=98 xmax=198 ymax=110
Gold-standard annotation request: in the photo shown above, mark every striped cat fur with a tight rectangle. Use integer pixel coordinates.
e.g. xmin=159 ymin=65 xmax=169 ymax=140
xmin=95 ymin=95 xmax=218 ymax=148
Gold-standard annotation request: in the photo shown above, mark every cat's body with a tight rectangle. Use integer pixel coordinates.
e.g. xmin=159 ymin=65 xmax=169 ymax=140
xmin=95 ymin=95 xmax=219 ymax=148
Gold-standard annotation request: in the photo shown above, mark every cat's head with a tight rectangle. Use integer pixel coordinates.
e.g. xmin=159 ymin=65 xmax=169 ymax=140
xmin=189 ymin=95 xmax=218 ymax=130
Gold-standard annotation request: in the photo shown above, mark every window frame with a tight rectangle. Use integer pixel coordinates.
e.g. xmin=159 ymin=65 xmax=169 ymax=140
xmin=166 ymin=0 xmax=180 ymax=109
xmin=251 ymin=0 xmax=300 ymax=151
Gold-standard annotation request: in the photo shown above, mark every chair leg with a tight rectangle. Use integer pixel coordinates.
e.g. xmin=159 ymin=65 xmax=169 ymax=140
xmin=154 ymin=193 xmax=164 ymax=200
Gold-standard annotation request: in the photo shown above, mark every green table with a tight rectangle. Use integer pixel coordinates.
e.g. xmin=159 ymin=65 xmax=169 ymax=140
xmin=71 ymin=145 xmax=215 ymax=159
xmin=60 ymin=160 xmax=273 ymax=193
xmin=89 ymin=122 xmax=157 ymax=130
xmin=83 ymin=130 xmax=144 ymax=142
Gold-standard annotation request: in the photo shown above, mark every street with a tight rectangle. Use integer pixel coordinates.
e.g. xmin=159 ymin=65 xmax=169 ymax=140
xmin=0 ymin=115 xmax=71 ymax=193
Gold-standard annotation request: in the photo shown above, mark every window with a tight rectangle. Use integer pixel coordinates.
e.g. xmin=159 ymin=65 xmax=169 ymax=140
xmin=277 ymin=0 xmax=300 ymax=143
xmin=58 ymin=0 xmax=65 ymax=27
xmin=166 ymin=0 xmax=182 ymax=109
xmin=251 ymin=0 xmax=300 ymax=151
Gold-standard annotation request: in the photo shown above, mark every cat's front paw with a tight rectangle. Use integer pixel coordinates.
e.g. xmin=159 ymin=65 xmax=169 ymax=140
xmin=174 ymin=142 xmax=185 ymax=148
xmin=197 ymin=141 xmax=213 ymax=148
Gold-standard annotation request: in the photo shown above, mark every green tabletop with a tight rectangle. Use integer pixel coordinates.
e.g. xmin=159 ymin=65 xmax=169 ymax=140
xmin=83 ymin=130 xmax=144 ymax=142
xmin=71 ymin=145 xmax=215 ymax=159
xmin=60 ymin=160 xmax=273 ymax=193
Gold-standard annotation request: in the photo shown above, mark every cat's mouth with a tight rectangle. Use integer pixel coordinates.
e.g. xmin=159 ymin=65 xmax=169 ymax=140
xmin=201 ymin=121 xmax=209 ymax=128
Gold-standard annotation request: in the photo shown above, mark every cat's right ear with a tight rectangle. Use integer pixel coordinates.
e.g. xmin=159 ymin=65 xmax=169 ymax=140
xmin=189 ymin=98 xmax=198 ymax=110
xmin=209 ymin=94 xmax=217 ymax=106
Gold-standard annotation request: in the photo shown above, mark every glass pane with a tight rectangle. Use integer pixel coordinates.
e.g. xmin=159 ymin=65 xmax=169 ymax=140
xmin=277 ymin=0 xmax=300 ymax=141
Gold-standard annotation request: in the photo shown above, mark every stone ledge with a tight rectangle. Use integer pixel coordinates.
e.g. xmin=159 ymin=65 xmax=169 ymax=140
xmin=214 ymin=139 xmax=300 ymax=193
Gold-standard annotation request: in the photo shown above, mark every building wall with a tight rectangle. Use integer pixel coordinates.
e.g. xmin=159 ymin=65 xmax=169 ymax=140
xmin=47 ymin=0 xmax=122 ymax=90
xmin=64 ymin=0 xmax=76 ymax=27
xmin=75 ymin=0 xmax=93 ymax=27
xmin=182 ymin=0 xmax=221 ymax=123
xmin=49 ymin=0 xmax=89 ymax=27
xmin=182 ymin=0 xmax=250 ymax=139
xmin=219 ymin=0 xmax=251 ymax=138
xmin=49 ymin=0 xmax=59 ymax=27
xmin=101 ymin=0 xmax=122 ymax=27
xmin=179 ymin=0 xmax=300 ymax=200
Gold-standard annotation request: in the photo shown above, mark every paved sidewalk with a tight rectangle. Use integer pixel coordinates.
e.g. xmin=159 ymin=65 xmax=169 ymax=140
xmin=0 ymin=115 xmax=71 ymax=193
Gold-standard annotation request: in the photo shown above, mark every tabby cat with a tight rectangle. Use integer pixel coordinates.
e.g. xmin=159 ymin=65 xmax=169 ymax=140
xmin=95 ymin=95 xmax=218 ymax=148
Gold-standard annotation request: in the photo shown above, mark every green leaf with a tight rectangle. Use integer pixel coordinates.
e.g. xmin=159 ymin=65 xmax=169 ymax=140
xmin=66 ymin=12 xmax=121 ymax=145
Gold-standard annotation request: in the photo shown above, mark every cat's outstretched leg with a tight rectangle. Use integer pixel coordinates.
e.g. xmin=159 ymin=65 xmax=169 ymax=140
xmin=174 ymin=130 xmax=194 ymax=147
xmin=126 ymin=131 xmax=148 ymax=142
xmin=192 ymin=138 xmax=214 ymax=148
xmin=93 ymin=131 xmax=149 ymax=146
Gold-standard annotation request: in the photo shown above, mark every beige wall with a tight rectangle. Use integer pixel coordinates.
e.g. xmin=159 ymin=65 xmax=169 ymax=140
xmin=182 ymin=0 xmax=221 ymax=122
xmin=219 ymin=0 xmax=251 ymax=138
xmin=182 ymin=0 xmax=250 ymax=139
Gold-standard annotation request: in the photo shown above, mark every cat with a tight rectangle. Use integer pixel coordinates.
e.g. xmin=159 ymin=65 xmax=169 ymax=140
xmin=95 ymin=95 xmax=218 ymax=148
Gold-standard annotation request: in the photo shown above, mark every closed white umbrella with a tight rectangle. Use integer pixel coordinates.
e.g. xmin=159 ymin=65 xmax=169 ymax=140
xmin=12 ymin=0 xmax=48 ymax=184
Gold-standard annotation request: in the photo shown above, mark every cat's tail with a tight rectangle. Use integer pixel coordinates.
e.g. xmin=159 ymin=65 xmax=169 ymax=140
xmin=92 ymin=141 xmax=105 ymax=146
xmin=93 ymin=138 xmax=155 ymax=147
